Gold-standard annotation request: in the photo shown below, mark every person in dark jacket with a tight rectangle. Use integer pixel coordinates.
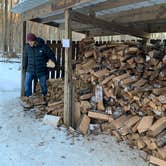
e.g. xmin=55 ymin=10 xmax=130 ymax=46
xmin=23 ymin=33 xmax=56 ymax=98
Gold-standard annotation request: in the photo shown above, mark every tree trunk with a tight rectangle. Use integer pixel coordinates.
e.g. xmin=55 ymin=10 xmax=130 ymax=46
xmin=8 ymin=0 xmax=15 ymax=57
xmin=3 ymin=0 xmax=8 ymax=55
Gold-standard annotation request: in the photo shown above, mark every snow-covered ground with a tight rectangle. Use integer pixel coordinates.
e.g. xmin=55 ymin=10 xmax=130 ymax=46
xmin=0 ymin=61 xmax=148 ymax=166
xmin=0 ymin=61 xmax=21 ymax=102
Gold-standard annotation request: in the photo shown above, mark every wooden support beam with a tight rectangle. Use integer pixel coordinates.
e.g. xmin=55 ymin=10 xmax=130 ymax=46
xmin=31 ymin=16 xmax=166 ymax=35
xmin=21 ymin=21 xmax=26 ymax=97
xmin=34 ymin=14 xmax=63 ymax=23
xmin=43 ymin=21 xmax=59 ymax=27
xmin=147 ymin=22 xmax=166 ymax=33
xmin=30 ymin=18 xmax=59 ymax=27
xmin=73 ymin=27 xmax=119 ymax=36
xmin=126 ymin=21 xmax=166 ymax=33
xmin=59 ymin=22 xmax=119 ymax=36
xmin=64 ymin=8 xmax=73 ymax=127
xmin=71 ymin=11 xmax=147 ymax=38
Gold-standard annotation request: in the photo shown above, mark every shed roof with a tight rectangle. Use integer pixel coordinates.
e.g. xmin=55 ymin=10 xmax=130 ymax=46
xmin=11 ymin=0 xmax=49 ymax=14
xmin=11 ymin=0 xmax=166 ymax=38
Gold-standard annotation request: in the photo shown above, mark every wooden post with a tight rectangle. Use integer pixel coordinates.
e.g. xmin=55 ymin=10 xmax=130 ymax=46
xmin=64 ymin=8 xmax=72 ymax=127
xmin=21 ymin=21 xmax=27 ymax=97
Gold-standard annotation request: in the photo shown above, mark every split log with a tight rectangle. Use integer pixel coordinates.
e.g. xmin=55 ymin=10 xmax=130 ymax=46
xmin=137 ymin=116 xmax=154 ymax=134
xmin=148 ymin=117 xmax=166 ymax=137
xmin=77 ymin=114 xmax=90 ymax=135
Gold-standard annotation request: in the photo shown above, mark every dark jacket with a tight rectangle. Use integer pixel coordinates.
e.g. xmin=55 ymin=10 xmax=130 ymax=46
xmin=23 ymin=37 xmax=56 ymax=77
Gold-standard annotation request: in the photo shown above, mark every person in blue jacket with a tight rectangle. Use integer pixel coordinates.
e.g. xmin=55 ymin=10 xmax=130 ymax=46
xmin=23 ymin=33 xmax=56 ymax=99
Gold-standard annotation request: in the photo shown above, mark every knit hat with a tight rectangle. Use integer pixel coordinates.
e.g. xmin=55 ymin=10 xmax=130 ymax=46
xmin=27 ymin=33 xmax=36 ymax=41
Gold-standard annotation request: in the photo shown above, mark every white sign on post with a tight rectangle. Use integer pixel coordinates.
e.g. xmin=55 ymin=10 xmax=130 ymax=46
xmin=62 ymin=39 xmax=70 ymax=48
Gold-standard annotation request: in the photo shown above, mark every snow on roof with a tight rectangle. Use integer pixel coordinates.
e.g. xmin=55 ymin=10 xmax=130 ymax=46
xmin=11 ymin=0 xmax=107 ymax=14
xmin=96 ymin=0 xmax=166 ymax=16
xmin=11 ymin=0 xmax=49 ymax=14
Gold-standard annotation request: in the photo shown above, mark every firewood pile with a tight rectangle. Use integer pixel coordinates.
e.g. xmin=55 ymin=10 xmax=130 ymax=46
xmin=20 ymin=37 xmax=166 ymax=164
xmin=35 ymin=79 xmax=64 ymax=102
xmin=74 ymin=38 xmax=166 ymax=163
xmin=21 ymin=79 xmax=64 ymax=118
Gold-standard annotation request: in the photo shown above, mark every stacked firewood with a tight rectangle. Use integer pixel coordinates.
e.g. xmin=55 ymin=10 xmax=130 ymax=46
xmin=20 ymin=79 xmax=64 ymax=118
xmin=35 ymin=79 xmax=64 ymax=102
xmin=20 ymin=37 xmax=165 ymax=164
xmin=74 ymin=38 xmax=166 ymax=163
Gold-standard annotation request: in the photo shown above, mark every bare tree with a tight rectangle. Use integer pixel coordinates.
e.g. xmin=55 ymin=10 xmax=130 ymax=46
xmin=3 ymin=0 xmax=8 ymax=54
xmin=8 ymin=0 xmax=15 ymax=57
xmin=0 ymin=0 xmax=3 ymax=51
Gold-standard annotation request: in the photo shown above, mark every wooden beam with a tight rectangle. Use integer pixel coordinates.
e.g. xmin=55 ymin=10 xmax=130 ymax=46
xmin=148 ymin=22 xmax=166 ymax=33
xmin=43 ymin=21 xmax=59 ymax=27
xmin=30 ymin=11 xmax=166 ymax=34
xmin=58 ymin=21 xmax=120 ymax=36
xmin=71 ymin=11 xmax=146 ymax=38
xmin=21 ymin=21 xmax=26 ymax=97
xmin=100 ymin=4 xmax=166 ymax=24
xmin=35 ymin=14 xmax=63 ymax=23
xmin=30 ymin=18 xmax=59 ymax=27
xmin=71 ymin=21 xmax=120 ymax=35
xmin=126 ymin=21 xmax=166 ymax=33
xmin=75 ymin=28 xmax=119 ymax=36
xmin=64 ymin=8 xmax=73 ymax=127
xmin=59 ymin=21 xmax=94 ymax=31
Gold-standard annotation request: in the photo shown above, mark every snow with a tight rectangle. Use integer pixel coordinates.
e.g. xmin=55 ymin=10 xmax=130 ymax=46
xmin=0 ymin=61 xmax=148 ymax=166
xmin=0 ymin=61 xmax=21 ymax=102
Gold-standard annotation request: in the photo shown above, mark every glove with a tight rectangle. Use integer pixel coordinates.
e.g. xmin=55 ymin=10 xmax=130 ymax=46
xmin=46 ymin=59 xmax=55 ymax=68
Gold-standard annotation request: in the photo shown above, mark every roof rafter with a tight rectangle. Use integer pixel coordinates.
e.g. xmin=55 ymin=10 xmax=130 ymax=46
xmin=70 ymin=11 xmax=147 ymax=38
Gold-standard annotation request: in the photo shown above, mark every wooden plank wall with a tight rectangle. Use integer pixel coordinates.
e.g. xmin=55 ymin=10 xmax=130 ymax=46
xmin=46 ymin=40 xmax=80 ymax=79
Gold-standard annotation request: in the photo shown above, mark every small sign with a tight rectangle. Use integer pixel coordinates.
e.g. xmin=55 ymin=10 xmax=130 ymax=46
xmin=62 ymin=39 xmax=70 ymax=48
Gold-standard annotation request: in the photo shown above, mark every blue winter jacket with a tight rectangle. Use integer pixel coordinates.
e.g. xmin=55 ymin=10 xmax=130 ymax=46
xmin=23 ymin=38 xmax=56 ymax=77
